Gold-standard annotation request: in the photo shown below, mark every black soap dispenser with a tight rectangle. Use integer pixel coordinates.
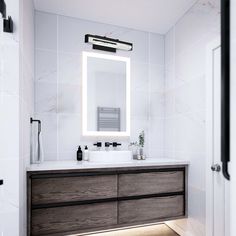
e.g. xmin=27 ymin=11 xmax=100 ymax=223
xmin=77 ymin=146 xmax=83 ymax=161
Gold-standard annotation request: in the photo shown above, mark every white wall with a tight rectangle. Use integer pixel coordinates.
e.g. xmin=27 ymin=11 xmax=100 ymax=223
xmin=34 ymin=11 xmax=165 ymax=160
xmin=0 ymin=0 xmax=21 ymax=235
xmin=0 ymin=0 xmax=34 ymax=235
xmin=19 ymin=0 xmax=35 ymax=235
xmin=164 ymin=0 xmax=220 ymax=235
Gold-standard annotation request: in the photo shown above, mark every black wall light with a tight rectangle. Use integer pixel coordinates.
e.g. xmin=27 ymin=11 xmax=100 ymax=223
xmin=85 ymin=34 xmax=133 ymax=53
xmin=0 ymin=0 xmax=13 ymax=33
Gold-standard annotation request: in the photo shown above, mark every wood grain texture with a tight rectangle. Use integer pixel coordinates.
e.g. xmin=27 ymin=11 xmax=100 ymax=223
xmin=28 ymin=166 xmax=187 ymax=235
xmin=27 ymin=173 xmax=32 ymax=236
xmin=31 ymin=202 xmax=117 ymax=235
xmin=118 ymin=195 xmax=184 ymax=224
xmin=32 ymin=175 xmax=117 ymax=205
xmin=118 ymin=171 xmax=184 ymax=197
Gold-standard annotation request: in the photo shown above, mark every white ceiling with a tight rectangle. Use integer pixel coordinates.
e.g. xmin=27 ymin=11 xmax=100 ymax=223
xmin=34 ymin=0 xmax=197 ymax=34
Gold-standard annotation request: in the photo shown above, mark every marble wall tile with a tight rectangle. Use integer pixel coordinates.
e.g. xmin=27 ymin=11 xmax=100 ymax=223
xmin=22 ymin=62 xmax=34 ymax=109
xmin=164 ymin=117 xmax=175 ymax=151
xmin=149 ymin=33 xmax=165 ymax=65
xmin=35 ymin=49 xmax=57 ymax=83
xmin=131 ymin=90 xmax=149 ymax=119
xmin=148 ymin=118 xmax=164 ymax=150
xmin=58 ymin=114 xmax=82 ymax=154
xmin=58 ymin=52 xmax=82 ymax=85
xmin=149 ymin=64 xmax=165 ymax=93
xmin=35 ymin=82 xmax=57 ymax=113
xmin=58 ymin=84 xmax=81 ymax=114
xmin=175 ymin=0 xmax=220 ymax=55
xmin=35 ymin=12 xmax=165 ymax=161
xmin=174 ymin=113 xmax=205 ymax=154
xmin=131 ymin=62 xmax=149 ymax=92
xmin=175 ymin=77 xmax=206 ymax=114
xmin=165 ymin=63 xmax=175 ymax=92
xmin=35 ymin=11 xmax=57 ymax=50
xmin=149 ymin=92 xmax=165 ymax=118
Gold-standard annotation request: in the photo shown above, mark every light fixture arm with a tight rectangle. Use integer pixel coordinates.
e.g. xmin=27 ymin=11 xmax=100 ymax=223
xmin=0 ymin=0 xmax=13 ymax=33
xmin=0 ymin=0 xmax=6 ymax=18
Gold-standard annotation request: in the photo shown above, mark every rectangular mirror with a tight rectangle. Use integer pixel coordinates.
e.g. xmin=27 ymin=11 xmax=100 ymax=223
xmin=82 ymin=52 xmax=130 ymax=137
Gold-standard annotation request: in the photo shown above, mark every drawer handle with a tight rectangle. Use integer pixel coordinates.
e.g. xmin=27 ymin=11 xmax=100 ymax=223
xmin=0 ymin=179 xmax=3 ymax=185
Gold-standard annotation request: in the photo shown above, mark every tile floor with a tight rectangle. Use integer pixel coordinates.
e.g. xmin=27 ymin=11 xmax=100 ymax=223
xmin=77 ymin=224 xmax=179 ymax=236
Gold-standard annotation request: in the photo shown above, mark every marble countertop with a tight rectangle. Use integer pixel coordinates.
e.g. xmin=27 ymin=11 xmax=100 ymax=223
xmin=27 ymin=158 xmax=189 ymax=172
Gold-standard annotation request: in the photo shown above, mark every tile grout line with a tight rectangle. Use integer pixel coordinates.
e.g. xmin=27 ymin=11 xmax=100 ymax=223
xmin=56 ymin=15 xmax=59 ymax=161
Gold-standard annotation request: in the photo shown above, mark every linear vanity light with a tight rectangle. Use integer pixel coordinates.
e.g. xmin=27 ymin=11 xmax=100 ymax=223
xmin=85 ymin=34 xmax=133 ymax=53
xmin=82 ymin=51 xmax=131 ymax=137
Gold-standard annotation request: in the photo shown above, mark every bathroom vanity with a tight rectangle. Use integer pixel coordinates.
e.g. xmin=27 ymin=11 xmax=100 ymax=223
xmin=27 ymin=159 xmax=188 ymax=236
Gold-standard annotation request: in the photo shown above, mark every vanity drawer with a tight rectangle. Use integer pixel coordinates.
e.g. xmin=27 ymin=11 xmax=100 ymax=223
xmin=118 ymin=195 xmax=184 ymax=224
xmin=118 ymin=170 xmax=184 ymax=197
xmin=31 ymin=202 xmax=117 ymax=236
xmin=32 ymin=175 xmax=117 ymax=205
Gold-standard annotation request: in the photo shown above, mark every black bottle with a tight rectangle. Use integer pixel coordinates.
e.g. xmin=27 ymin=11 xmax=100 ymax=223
xmin=77 ymin=146 xmax=83 ymax=161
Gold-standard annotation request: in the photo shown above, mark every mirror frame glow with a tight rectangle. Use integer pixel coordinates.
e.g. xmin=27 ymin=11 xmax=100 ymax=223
xmin=82 ymin=51 xmax=131 ymax=137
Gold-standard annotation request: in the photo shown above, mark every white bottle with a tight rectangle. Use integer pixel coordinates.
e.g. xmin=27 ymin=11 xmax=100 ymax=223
xmin=83 ymin=145 xmax=89 ymax=161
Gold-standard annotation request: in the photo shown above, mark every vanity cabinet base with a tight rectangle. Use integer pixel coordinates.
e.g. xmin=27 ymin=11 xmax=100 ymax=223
xmin=27 ymin=165 xmax=188 ymax=236
xmin=32 ymin=202 xmax=117 ymax=236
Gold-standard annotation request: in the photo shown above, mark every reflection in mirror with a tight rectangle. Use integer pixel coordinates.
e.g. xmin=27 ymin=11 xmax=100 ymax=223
xmin=82 ymin=52 xmax=130 ymax=136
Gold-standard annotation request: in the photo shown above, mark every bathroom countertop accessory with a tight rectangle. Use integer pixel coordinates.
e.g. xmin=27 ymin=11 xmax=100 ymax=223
xmin=83 ymin=146 xmax=89 ymax=161
xmin=112 ymin=142 xmax=122 ymax=150
xmin=93 ymin=142 xmax=102 ymax=150
xmin=30 ymin=118 xmax=43 ymax=164
xmin=77 ymin=146 xmax=83 ymax=161
xmin=105 ymin=142 xmax=112 ymax=150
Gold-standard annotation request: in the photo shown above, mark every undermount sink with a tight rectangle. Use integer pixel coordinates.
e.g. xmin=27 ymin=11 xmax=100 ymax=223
xmin=89 ymin=150 xmax=132 ymax=163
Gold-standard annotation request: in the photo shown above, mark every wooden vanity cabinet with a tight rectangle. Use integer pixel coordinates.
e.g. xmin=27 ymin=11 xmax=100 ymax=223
xmin=27 ymin=166 xmax=188 ymax=236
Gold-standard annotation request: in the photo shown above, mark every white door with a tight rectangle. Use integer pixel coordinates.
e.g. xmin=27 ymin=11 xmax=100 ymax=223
xmin=206 ymin=40 xmax=230 ymax=236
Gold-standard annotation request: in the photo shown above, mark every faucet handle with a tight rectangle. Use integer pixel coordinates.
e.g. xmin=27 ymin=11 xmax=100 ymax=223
xmin=105 ymin=142 xmax=112 ymax=147
xmin=112 ymin=142 xmax=121 ymax=147
xmin=93 ymin=142 xmax=102 ymax=147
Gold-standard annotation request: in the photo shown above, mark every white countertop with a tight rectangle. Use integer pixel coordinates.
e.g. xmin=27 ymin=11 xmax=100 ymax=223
xmin=27 ymin=158 xmax=189 ymax=172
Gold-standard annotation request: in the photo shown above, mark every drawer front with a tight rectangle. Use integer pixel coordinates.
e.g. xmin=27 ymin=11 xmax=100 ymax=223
xmin=31 ymin=202 xmax=117 ymax=235
xmin=32 ymin=175 xmax=117 ymax=205
xmin=119 ymin=171 xmax=184 ymax=197
xmin=118 ymin=195 xmax=184 ymax=224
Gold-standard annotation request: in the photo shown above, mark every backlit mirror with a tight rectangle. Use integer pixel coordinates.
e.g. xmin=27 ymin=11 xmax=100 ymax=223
xmin=82 ymin=52 xmax=130 ymax=136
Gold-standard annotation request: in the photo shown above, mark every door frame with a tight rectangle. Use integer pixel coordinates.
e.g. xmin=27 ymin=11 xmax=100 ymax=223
xmin=206 ymin=38 xmax=230 ymax=236
xmin=206 ymin=38 xmax=220 ymax=236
